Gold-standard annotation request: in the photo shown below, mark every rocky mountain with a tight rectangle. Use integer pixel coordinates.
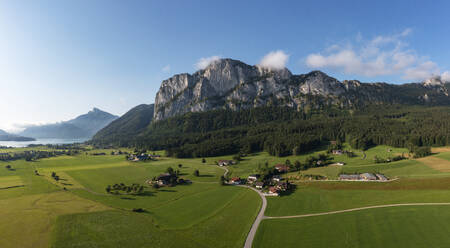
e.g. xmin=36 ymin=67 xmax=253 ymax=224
xmin=154 ymin=59 xmax=450 ymax=121
xmin=0 ymin=129 xmax=35 ymax=141
xmin=91 ymin=104 xmax=154 ymax=145
xmin=21 ymin=108 xmax=118 ymax=139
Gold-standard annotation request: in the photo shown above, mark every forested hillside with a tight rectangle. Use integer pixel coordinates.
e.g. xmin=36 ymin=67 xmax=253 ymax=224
xmin=91 ymin=105 xmax=450 ymax=158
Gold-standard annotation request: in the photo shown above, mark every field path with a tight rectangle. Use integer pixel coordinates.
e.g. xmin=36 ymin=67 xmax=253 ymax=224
xmin=265 ymin=202 xmax=450 ymax=219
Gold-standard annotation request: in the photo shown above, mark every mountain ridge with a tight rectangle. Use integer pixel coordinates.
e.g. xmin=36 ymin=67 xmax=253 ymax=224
xmin=21 ymin=108 xmax=118 ymax=139
xmin=0 ymin=129 xmax=35 ymax=142
xmin=153 ymin=58 xmax=450 ymax=121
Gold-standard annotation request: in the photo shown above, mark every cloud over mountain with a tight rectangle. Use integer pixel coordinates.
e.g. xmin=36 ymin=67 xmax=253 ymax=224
xmin=195 ymin=56 xmax=221 ymax=70
xmin=305 ymin=29 xmax=447 ymax=81
xmin=258 ymin=50 xmax=289 ymax=70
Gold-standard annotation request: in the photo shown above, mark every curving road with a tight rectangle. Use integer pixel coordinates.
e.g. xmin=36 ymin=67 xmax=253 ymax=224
xmin=216 ymin=165 xmax=267 ymax=248
xmin=240 ymin=185 xmax=267 ymax=248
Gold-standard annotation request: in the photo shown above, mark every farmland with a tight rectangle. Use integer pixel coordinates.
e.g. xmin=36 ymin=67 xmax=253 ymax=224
xmin=254 ymin=205 xmax=450 ymax=248
xmin=0 ymin=145 xmax=450 ymax=248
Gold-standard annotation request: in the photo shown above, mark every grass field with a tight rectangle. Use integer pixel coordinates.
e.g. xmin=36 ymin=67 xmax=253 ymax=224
xmin=265 ymin=177 xmax=450 ymax=216
xmin=0 ymin=191 xmax=109 ymax=248
xmin=51 ymin=187 xmax=260 ymax=248
xmin=254 ymin=205 xmax=450 ymax=248
xmin=0 ymin=151 xmax=260 ymax=248
xmin=1 ymin=145 xmax=450 ymax=248
xmin=0 ymin=176 xmax=23 ymax=189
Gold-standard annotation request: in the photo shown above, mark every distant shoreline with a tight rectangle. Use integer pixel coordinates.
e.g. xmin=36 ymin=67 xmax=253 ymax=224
xmin=0 ymin=138 xmax=88 ymax=148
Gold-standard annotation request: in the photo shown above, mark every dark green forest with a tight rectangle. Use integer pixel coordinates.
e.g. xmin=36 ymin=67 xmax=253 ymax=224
xmin=91 ymin=105 xmax=450 ymax=158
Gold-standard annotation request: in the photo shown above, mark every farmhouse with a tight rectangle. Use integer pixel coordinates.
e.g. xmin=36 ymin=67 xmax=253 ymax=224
xmin=128 ymin=153 xmax=152 ymax=162
xmin=156 ymin=173 xmax=175 ymax=186
xmin=274 ymin=164 xmax=289 ymax=173
xmin=360 ymin=173 xmax=377 ymax=181
xmin=339 ymin=174 xmax=361 ymax=180
xmin=336 ymin=162 xmax=345 ymax=166
xmin=264 ymin=187 xmax=279 ymax=196
xmin=229 ymin=177 xmax=241 ymax=185
xmin=272 ymin=175 xmax=282 ymax=182
xmin=218 ymin=160 xmax=235 ymax=166
xmin=332 ymin=150 xmax=344 ymax=155
xmin=376 ymin=173 xmax=388 ymax=181
xmin=255 ymin=182 xmax=264 ymax=189
xmin=276 ymin=182 xmax=289 ymax=191
xmin=339 ymin=173 xmax=388 ymax=181
xmin=248 ymin=174 xmax=260 ymax=181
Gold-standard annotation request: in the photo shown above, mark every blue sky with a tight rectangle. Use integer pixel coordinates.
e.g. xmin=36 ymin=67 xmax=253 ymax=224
xmin=1 ymin=0 xmax=450 ymax=131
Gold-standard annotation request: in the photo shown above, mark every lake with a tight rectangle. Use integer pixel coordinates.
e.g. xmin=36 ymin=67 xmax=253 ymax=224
xmin=0 ymin=138 xmax=88 ymax=148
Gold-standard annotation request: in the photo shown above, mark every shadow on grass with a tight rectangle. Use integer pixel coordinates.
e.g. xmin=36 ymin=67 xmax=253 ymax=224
xmin=157 ymin=189 xmax=177 ymax=192
xmin=198 ymin=174 xmax=214 ymax=178
xmin=120 ymin=197 xmax=136 ymax=200
xmin=137 ymin=191 xmax=155 ymax=197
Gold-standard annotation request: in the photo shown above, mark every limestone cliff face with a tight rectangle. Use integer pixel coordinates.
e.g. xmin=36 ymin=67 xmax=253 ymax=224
xmin=154 ymin=58 xmax=450 ymax=120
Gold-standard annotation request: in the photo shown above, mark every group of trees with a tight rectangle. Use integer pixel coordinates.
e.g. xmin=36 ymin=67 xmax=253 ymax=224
xmin=0 ymin=150 xmax=79 ymax=162
xmin=106 ymin=183 xmax=145 ymax=195
xmin=51 ymin=172 xmax=60 ymax=181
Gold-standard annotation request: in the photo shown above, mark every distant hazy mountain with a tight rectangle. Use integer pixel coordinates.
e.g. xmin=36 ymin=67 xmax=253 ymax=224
xmin=0 ymin=129 xmax=35 ymax=141
xmin=20 ymin=108 xmax=118 ymax=139
xmin=91 ymin=104 xmax=154 ymax=145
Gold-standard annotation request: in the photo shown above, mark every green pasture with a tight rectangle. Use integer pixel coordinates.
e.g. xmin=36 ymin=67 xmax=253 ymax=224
xmin=51 ymin=187 xmax=260 ymax=248
xmin=265 ymin=177 xmax=450 ymax=216
xmin=254 ymin=205 xmax=450 ymax=248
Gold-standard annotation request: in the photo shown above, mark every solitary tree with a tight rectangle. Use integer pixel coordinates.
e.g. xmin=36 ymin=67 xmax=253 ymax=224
xmin=220 ymin=175 xmax=226 ymax=186
xmin=51 ymin=172 xmax=56 ymax=178
xmin=106 ymin=185 xmax=111 ymax=193
xmin=294 ymin=160 xmax=301 ymax=171
xmin=5 ymin=165 xmax=11 ymax=170
xmin=178 ymin=164 xmax=183 ymax=168
xmin=202 ymin=158 xmax=206 ymax=163
xmin=166 ymin=167 xmax=174 ymax=175
xmin=138 ymin=185 xmax=144 ymax=194
xmin=193 ymin=169 xmax=200 ymax=177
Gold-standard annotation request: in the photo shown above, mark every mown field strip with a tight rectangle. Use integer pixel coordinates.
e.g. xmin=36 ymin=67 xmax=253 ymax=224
xmin=418 ymin=156 xmax=450 ymax=172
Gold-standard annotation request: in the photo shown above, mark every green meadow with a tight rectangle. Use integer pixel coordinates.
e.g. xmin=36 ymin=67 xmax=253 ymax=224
xmin=254 ymin=205 xmax=450 ymax=248
xmin=0 ymin=145 xmax=449 ymax=248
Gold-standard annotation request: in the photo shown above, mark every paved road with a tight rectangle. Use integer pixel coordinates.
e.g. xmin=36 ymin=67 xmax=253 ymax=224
xmin=240 ymin=185 xmax=267 ymax=248
xmin=266 ymin=202 xmax=450 ymax=219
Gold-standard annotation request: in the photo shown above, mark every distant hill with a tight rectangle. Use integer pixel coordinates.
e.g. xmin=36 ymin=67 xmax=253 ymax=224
xmin=0 ymin=129 xmax=35 ymax=141
xmin=20 ymin=108 xmax=118 ymax=139
xmin=91 ymin=104 xmax=154 ymax=146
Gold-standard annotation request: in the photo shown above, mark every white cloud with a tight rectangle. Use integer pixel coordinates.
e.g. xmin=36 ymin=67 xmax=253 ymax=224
xmin=403 ymin=61 xmax=439 ymax=80
xmin=305 ymin=28 xmax=447 ymax=81
xmin=162 ymin=65 xmax=171 ymax=73
xmin=441 ymin=71 xmax=450 ymax=82
xmin=258 ymin=50 xmax=289 ymax=70
xmin=195 ymin=56 xmax=221 ymax=70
